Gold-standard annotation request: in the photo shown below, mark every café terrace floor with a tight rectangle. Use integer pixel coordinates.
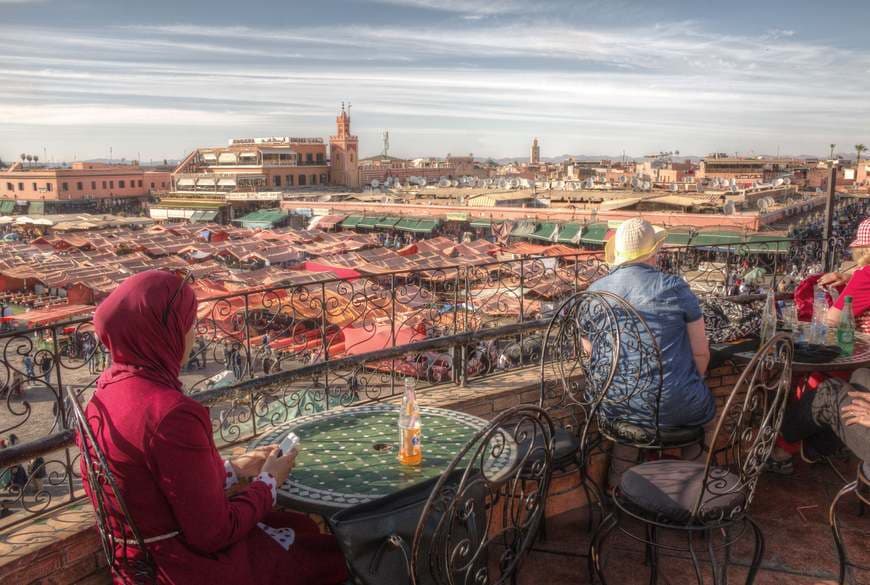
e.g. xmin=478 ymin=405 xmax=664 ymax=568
xmin=521 ymin=457 xmax=869 ymax=585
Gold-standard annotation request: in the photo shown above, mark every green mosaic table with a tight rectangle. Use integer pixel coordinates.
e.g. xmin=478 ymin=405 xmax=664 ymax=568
xmin=248 ymin=404 xmax=498 ymax=515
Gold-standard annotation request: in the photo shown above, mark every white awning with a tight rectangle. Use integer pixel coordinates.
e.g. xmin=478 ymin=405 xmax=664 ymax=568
xmin=217 ymin=178 xmax=237 ymax=187
xmin=149 ymin=208 xmax=169 ymax=219
xmin=176 ymin=178 xmax=195 ymax=187
xmin=201 ymin=152 xmax=217 ymax=162
xmin=218 ymin=152 xmax=238 ymax=164
xmin=239 ymin=151 xmax=258 ymax=159
xmin=196 ymin=177 xmax=217 ymax=187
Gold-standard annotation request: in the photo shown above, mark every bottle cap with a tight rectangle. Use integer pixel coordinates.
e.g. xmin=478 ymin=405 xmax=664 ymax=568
xmin=845 ymin=295 xmax=853 ymax=302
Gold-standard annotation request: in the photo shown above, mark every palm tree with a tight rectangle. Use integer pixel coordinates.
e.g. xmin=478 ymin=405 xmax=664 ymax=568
xmin=32 ymin=155 xmax=39 ymax=167
xmin=19 ymin=153 xmax=25 ymax=166
xmin=829 ymin=144 xmax=836 ymax=160
xmin=25 ymin=154 xmax=32 ymax=167
xmin=857 ymin=144 xmax=868 ymax=185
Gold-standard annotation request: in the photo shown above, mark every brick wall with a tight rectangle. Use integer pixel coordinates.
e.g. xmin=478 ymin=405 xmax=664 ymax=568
xmin=0 ymin=522 xmax=111 ymax=585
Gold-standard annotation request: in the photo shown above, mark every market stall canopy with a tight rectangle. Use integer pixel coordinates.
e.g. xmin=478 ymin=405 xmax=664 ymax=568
xmin=580 ymin=222 xmax=610 ymax=244
xmin=0 ymin=304 xmax=93 ymax=327
xmin=556 ymin=223 xmax=582 ymax=244
xmin=510 ymin=221 xmax=537 ymax=238
xmin=235 ymin=209 xmax=288 ymax=230
xmin=14 ymin=216 xmax=34 ymax=225
xmin=527 ymin=222 xmax=558 ymax=242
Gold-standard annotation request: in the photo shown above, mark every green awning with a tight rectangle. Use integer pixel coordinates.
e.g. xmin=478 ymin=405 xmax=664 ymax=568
xmin=356 ymin=216 xmax=381 ymax=229
xmin=510 ymin=221 xmax=537 ymax=237
xmin=527 ymin=222 xmax=557 ymax=242
xmin=395 ymin=218 xmax=421 ymax=231
xmin=375 ymin=216 xmax=402 ymax=229
xmin=664 ymin=228 xmax=694 ymax=246
xmin=236 ymin=209 xmax=288 ymax=229
xmin=469 ymin=218 xmax=494 ymax=228
xmin=0 ymin=201 xmax=14 ymax=213
xmin=341 ymin=215 xmax=363 ymax=229
xmin=190 ymin=210 xmax=218 ymax=223
xmin=407 ymin=219 xmax=440 ymax=233
xmin=743 ymin=234 xmax=791 ymax=253
xmin=28 ymin=201 xmax=44 ymax=215
xmin=691 ymin=230 xmax=743 ymax=247
xmin=556 ymin=223 xmax=583 ymax=244
xmin=580 ymin=222 xmax=610 ymax=244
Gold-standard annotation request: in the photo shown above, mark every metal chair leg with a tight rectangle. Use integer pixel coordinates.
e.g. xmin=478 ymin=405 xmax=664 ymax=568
xmin=745 ymin=517 xmax=765 ymax=585
xmin=829 ymin=480 xmax=858 ymax=585
xmin=687 ymin=530 xmax=705 ymax=585
xmin=589 ymin=512 xmax=618 ymax=585
xmin=647 ymin=525 xmax=659 ymax=585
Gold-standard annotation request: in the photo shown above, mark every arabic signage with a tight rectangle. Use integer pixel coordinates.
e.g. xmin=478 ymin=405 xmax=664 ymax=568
xmin=229 ymin=137 xmax=324 ymax=145
xmin=224 ymin=192 xmax=282 ymax=201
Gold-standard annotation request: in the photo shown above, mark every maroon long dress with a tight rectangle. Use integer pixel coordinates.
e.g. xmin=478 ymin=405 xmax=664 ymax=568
xmin=79 ymin=270 xmax=348 ymax=584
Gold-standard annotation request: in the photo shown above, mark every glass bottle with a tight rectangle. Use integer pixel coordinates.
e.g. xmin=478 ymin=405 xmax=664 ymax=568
xmin=759 ymin=288 xmax=777 ymax=346
xmin=398 ymin=377 xmax=422 ymax=466
xmin=837 ymin=296 xmax=855 ymax=356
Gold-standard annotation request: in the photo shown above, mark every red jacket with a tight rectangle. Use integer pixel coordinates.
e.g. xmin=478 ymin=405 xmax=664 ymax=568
xmin=82 ymin=378 xmax=281 ymax=584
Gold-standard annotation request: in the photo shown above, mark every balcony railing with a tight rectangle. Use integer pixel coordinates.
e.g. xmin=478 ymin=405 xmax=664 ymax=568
xmin=0 ymin=237 xmax=848 ymax=529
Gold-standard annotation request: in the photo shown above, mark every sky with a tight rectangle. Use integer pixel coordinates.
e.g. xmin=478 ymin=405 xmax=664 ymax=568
xmin=1 ymin=0 xmax=869 ymax=162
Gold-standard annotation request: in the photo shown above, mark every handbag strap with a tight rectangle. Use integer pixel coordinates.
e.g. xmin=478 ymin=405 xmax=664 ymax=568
xmin=369 ymin=534 xmax=411 ymax=579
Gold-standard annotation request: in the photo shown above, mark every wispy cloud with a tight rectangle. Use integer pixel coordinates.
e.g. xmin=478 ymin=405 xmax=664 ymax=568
xmin=0 ymin=15 xmax=868 ymax=160
xmin=364 ymin=0 xmax=522 ymax=15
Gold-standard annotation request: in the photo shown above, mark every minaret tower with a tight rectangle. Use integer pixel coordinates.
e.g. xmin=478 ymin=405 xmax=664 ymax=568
xmin=329 ymin=102 xmax=360 ymax=188
xmin=530 ymin=138 xmax=541 ymax=165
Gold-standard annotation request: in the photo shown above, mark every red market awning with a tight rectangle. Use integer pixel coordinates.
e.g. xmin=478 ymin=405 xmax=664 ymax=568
xmin=302 ymin=261 xmax=360 ymax=281
xmin=0 ymin=304 xmax=93 ymax=326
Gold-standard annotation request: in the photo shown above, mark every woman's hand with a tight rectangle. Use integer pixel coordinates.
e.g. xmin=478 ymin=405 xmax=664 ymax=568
xmin=230 ymin=445 xmax=274 ymax=479
xmin=260 ymin=446 xmax=298 ymax=487
xmin=819 ymin=272 xmax=849 ymax=288
xmin=842 ymin=392 xmax=870 ymax=428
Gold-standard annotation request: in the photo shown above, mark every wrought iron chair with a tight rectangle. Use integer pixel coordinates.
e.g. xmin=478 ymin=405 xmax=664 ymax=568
xmin=411 ymin=405 xmax=556 ymax=585
xmin=592 ymin=291 xmax=708 ymax=459
xmin=590 ymin=333 xmax=794 ymax=585
xmin=66 ymin=385 xmax=156 ymax=583
xmin=536 ymin=291 xmax=621 ymax=529
xmin=830 ymin=462 xmax=869 ymax=584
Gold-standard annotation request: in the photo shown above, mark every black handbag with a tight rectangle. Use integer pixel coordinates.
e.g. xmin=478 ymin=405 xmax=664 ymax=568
xmin=328 ymin=471 xmax=488 ymax=585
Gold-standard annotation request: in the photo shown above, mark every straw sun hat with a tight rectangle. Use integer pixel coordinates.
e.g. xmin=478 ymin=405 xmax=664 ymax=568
xmin=604 ymin=218 xmax=667 ymax=266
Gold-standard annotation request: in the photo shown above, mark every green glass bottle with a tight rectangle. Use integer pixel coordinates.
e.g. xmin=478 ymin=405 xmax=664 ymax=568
xmin=837 ymin=296 xmax=855 ymax=356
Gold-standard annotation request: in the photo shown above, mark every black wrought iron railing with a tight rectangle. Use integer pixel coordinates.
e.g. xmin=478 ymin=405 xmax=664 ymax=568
xmin=0 ymin=236 xmax=849 ymax=529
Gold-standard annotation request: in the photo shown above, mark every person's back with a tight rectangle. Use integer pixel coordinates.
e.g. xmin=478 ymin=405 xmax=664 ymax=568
xmin=589 ymin=220 xmax=714 ymax=429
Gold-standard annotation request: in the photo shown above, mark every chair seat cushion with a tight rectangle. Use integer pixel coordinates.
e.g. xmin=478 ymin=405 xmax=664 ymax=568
xmin=519 ymin=427 xmax=580 ymax=469
xmin=606 ymin=421 xmax=704 ymax=447
xmin=619 ymin=460 xmax=745 ymax=524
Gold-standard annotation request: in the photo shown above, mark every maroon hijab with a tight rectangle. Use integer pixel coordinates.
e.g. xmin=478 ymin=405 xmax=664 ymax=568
xmin=94 ymin=270 xmax=197 ymax=392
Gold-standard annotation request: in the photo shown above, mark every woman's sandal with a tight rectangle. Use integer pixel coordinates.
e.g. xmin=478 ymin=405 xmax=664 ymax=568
xmin=764 ymin=456 xmax=795 ymax=476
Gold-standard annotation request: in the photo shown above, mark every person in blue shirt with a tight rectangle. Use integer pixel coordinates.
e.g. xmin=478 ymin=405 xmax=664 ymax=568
xmin=589 ymin=218 xmax=714 ymax=428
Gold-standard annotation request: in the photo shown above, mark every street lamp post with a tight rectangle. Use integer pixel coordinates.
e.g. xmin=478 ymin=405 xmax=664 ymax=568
xmin=822 ymin=162 xmax=837 ymax=272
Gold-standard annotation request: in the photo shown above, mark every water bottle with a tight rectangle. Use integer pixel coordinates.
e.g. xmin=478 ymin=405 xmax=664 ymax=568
xmin=759 ymin=289 xmax=777 ymax=346
xmin=398 ymin=378 xmax=422 ymax=466
xmin=837 ymin=296 xmax=856 ymax=356
xmin=811 ymin=285 xmax=828 ymax=344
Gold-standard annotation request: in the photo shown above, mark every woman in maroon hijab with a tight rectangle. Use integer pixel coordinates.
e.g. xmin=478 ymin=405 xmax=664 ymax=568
xmin=81 ymin=270 xmax=348 ymax=584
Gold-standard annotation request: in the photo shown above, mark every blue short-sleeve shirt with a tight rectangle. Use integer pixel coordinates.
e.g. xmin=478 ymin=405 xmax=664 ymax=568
xmin=588 ymin=263 xmax=715 ymax=428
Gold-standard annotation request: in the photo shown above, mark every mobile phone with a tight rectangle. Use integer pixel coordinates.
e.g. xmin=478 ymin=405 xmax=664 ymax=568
xmin=277 ymin=432 xmax=300 ymax=457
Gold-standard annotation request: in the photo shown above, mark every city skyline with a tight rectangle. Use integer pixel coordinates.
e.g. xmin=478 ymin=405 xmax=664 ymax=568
xmin=2 ymin=0 xmax=869 ymax=163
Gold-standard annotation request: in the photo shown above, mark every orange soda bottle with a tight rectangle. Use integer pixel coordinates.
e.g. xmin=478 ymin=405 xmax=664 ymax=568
xmin=398 ymin=377 xmax=422 ymax=466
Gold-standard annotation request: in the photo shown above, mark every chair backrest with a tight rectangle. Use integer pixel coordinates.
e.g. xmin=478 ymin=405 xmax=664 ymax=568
xmin=539 ymin=291 xmax=620 ymax=434
xmin=411 ymin=405 xmax=555 ymax=585
xmin=66 ymin=386 xmax=156 ymax=583
xmin=693 ymin=333 xmax=793 ymax=524
xmin=591 ymin=292 xmax=665 ymax=446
